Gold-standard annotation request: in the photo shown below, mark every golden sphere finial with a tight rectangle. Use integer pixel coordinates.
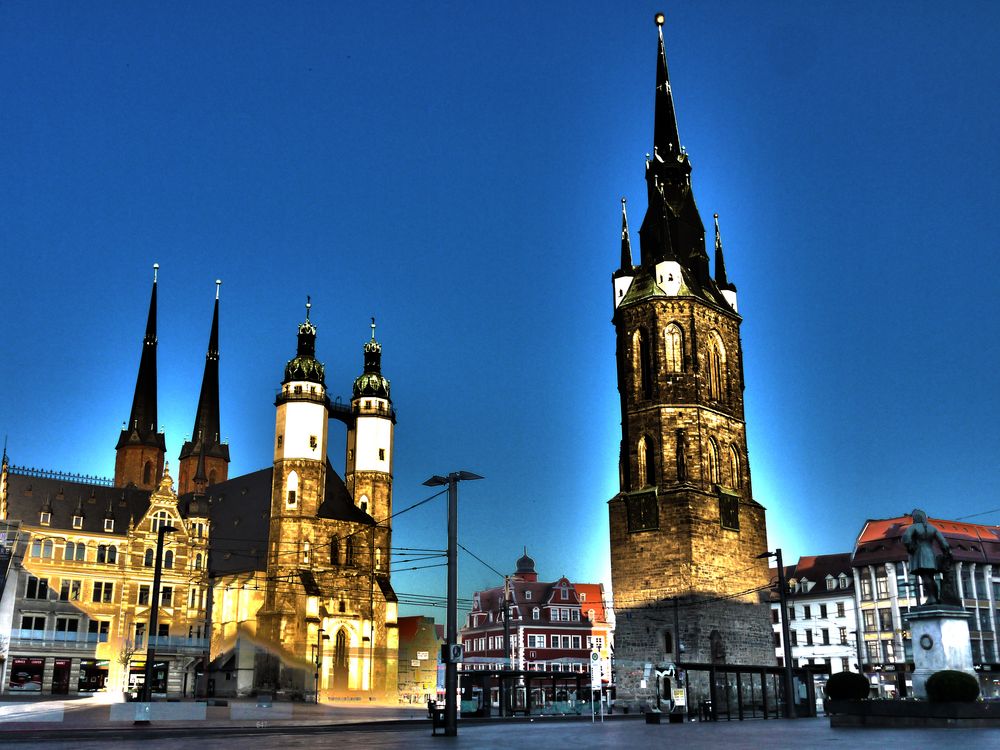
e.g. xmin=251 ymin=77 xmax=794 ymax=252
xmin=655 ymin=12 xmax=665 ymax=27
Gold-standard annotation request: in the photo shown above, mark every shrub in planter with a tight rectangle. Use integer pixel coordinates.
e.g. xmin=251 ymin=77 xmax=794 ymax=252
xmin=824 ymin=671 xmax=870 ymax=701
xmin=925 ymin=670 xmax=979 ymax=702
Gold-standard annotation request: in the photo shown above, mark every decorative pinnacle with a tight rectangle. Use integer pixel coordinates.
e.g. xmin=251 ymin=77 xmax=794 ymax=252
xmin=305 ymin=295 xmax=311 ymax=321
xmin=655 ymin=12 xmax=665 ymax=27
xmin=370 ymin=316 xmax=377 ymax=341
xmin=153 ymin=262 xmax=159 ymax=283
xmin=215 ymin=280 xmax=221 ymax=300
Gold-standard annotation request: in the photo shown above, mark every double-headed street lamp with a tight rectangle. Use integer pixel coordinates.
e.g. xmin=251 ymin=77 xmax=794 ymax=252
xmin=758 ymin=547 xmax=796 ymax=718
xmin=423 ymin=470 xmax=483 ymax=738
xmin=142 ymin=523 xmax=177 ymax=704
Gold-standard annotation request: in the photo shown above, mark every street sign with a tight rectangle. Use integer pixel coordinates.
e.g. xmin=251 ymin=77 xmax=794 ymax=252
xmin=590 ymin=650 xmax=600 ymax=663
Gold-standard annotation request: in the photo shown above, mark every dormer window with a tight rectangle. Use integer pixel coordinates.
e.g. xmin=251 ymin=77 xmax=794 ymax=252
xmin=826 ymin=577 xmax=836 ymax=590
xmin=524 ymin=591 xmax=532 ymax=600
xmin=104 ymin=518 xmax=114 ymax=533
xmin=39 ymin=512 xmax=51 ymax=526
xmin=840 ymin=574 xmax=850 ymax=589
xmin=72 ymin=515 xmax=83 ymax=529
xmin=560 ymin=588 xmax=568 ymax=600
xmin=580 ymin=593 xmax=586 ymax=602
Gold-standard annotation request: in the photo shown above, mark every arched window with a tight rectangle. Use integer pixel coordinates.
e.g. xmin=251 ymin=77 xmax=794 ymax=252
xmin=637 ymin=436 xmax=656 ymax=489
xmin=729 ymin=445 xmax=742 ymax=489
xmin=632 ymin=328 xmax=653 ymax=399
xmin=144 ymin=549 xmax=154 ymax=567
xmin=41 ymin=539 xmax=53 ymax=558
xmin=359 ymin=494 xmax=369 ymax=514
xmin=331 ymin=538 xmax=340 ymax=565
xmin=194 ymin=553 xmax=203 ymax=570
xmin=588 ymin=608 xmax=596 ymax=622
xmin=65 ymin=541 xmax=75 ymax=560
xmin=286 ymin=471 xmax=298 ymax=507
xmin=163 ymin=550 xmax=173 ymax=569
xmin=303 ymin=541 xmax=310 ymax=564
xmin=664 ymin=631 xmax=673 ymax=654
xmin=664 ymin=323 xmax=684 ymax=373
xmin=375 ymin=548 xmax=382 ymax=570
xmin=708 ymin=438 xmax=721 ymax=485
xmin=706 ymin=331 xmax=726 ymax=401
xmin=345 ymin=537 xmax=354 ymax=566
xmin=76 ymin=543 xmax=85 ymax=561
xmin=143 ymin=460 xmax=153 ymax=485
xmin=97 ymin=544 xmax=108 ymax=563
xmin=151 ymin=510 xmax=171 ymax=533
xmin=532 ymin=607 xmax=540 ymax=620
xmin=107 ymin=546 xmax=117 ymax=564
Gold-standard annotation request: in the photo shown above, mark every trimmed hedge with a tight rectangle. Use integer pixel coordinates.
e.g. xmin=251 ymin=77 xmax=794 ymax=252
xmin=824 ymin=671 xmax=871 ymax=701
xmin=926 ymin=670 xmax=980 ymax=703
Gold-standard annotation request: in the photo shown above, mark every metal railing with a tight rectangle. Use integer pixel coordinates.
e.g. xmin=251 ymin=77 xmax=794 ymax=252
xmin=8 ymin=465 xmax=114 ymax=487
xmin=10 ymin=631 xmax=208 ymax=652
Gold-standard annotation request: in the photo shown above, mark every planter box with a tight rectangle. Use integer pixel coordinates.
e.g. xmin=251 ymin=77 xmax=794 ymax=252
xmin=827 ymin=699 xmax=1000 ymax=728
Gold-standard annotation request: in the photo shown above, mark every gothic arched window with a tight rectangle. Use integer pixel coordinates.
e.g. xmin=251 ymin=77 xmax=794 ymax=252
xmin=345 ymin=537 xmax=354 ymax=566
xmin=286 ymin=471 xmax=298 ymax=507
xmin=637 ymin=436 xmax=656 ymax=489
xmin=632 ymin=327 xmax=653 ymax=399
xmin=143 ymin=461 xmax=153 ymax=486
xmin=708 ymin=438 xmax=721 ymax=485
xmin=706 ymin=331 xmax=726 ymax=401
xmin=729 ymin=445 xmax=742 ymax=489
xmin=331 ymin=538 xmax=340 ymax=565
xmin=664 ymin=323 xmax=684 ymax=373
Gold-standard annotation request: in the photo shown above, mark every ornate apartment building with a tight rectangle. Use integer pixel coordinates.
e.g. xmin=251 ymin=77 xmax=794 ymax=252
xmin=608 ymin=17 xmax=774 ymax=704
xmin=0 ymin=270 xmax=216 ymax=696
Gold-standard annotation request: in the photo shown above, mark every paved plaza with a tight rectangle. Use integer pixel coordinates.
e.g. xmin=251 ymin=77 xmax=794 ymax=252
xmin=2 ymin=698 xmax=1000 ymax=750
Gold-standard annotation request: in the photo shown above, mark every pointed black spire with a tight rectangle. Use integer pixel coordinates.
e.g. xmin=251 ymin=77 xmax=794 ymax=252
xmin=179 ymin=281 xmax=230 ymax=490
xmin=619 ymin=198 xmax=633 ymax=271
xmin=714 ymin=214 xmax=736 ymax=292
xmin=116 ymin=265 xmax=166 ymax=453
xmin=653 ymin=13 xmax=682 ymax=160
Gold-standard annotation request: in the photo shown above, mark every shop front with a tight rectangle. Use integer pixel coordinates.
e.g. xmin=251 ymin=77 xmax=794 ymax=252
xmin=8 ymin=657 xmax=44 ymax=692
xmin=52 ymin=658 xmax=73 ymax=694
xmin=78 ymin=659 xmax=109 ymax=692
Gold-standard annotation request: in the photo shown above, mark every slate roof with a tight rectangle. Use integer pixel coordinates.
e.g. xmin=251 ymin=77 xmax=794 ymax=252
xmin=4 ymin=469 xmax=152 ymax=534
xmin=192 ymin=460 xmax=373 ymax=576
xmin=852 ymin=515 xmax=1000 ymax=567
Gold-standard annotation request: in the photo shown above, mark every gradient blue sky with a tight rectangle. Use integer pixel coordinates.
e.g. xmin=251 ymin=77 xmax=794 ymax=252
xmin=2 ymin=2 xmax=998 ymax=614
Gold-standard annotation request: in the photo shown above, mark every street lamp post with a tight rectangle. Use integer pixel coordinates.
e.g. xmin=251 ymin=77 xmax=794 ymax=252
xmin=759 ymin=547 xmax=796 ymax=718
xmin=315 ymin=628 xmax=328 ymax=704
xmin=142 ymin=524 xmax=177 ymax=703
xmin=423 ymin=470 xmax=483 ymax=738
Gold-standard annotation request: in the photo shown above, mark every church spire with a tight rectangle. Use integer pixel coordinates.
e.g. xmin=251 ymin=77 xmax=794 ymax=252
xmin=128 ymin=264 xmax=159 ymax=438
xmin=653 ymin=13 xmax=682 ymax=161
xmin=619 ymin=198 xmax=633 ymax=272
xmin=114 ymin=265 xmax=167 ymax=489
xmin=713 ymin=214 xmax=735 ymax=292
xmin=178 ymin=280 xmax=230 ymax=495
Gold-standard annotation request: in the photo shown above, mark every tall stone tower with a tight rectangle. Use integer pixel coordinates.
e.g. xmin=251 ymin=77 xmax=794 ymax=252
xmin=178 ymin=281 xmax=230 ymax=495
xmin=115 ymin=264 xmax=166 ymax=489
xmin=257 ymin=302 xmax=398 ymax=697
xmin=608 ymin=16 xmax=774 ymax=703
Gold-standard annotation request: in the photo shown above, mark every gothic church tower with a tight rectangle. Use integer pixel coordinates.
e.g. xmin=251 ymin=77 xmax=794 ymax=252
xmin=608 ymin=17 xmax=774 ymax=703
xmin=115 ymin=264 xmax=166 ymax=489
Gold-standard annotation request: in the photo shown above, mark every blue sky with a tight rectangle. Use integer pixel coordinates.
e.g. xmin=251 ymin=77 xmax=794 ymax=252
xmin=2 ymin=2 xmax=998 ymax=614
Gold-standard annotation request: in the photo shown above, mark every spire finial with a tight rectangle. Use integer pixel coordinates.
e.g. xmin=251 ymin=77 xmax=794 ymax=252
xmin=370 ymin=316 xmax=377 ymax=341
xmin=305 ymin=295 xmax=311 ymax=321
xmin=215 ymin=279 xmax=221 ymax=300
xmin=153 ymin=262 xmax=159 ymax=283
xmin=655 ymin=11 xmax=665 ymax=27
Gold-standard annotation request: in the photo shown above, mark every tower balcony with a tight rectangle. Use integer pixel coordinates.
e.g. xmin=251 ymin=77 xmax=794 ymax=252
xmin=327 ymin=398 xmax=397 ymax=426
xmin=274 ymin=386 xmax=329 ymax=407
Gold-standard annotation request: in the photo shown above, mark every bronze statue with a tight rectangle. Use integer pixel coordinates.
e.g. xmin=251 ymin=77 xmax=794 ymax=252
xmin=901 ymin=509 xmax=951 ymax=606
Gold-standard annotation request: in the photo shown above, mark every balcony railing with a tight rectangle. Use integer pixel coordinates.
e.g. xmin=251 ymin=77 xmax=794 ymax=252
xmin=9 ymin=465 xmax=114 ymax=487
xmin=10 ymin=631 xmax=208 ymax=652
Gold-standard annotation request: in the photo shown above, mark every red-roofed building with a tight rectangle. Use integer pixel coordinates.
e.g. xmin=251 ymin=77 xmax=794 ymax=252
xmin=851 ymin=514 xmax=1000 ymax=698
xmin=459 ymin=551 xmax=613 ymax=708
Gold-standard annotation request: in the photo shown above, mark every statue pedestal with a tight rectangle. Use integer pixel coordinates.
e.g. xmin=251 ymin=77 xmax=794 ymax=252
xmin=905 ymin=606 xmax=974 ymax=699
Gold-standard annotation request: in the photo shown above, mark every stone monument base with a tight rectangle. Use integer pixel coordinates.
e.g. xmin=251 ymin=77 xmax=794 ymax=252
xmin=905 ymin=605 xmax=974 ymax=699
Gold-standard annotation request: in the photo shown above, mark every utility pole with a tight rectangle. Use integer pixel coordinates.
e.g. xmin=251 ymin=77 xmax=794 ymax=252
xmin=141 ymin=524 xmax=176 ymax=705
xmin=423 ymin=470 xmax=483 ymax=737
xmin=775 ymin=549 xmax=796 ymax=718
